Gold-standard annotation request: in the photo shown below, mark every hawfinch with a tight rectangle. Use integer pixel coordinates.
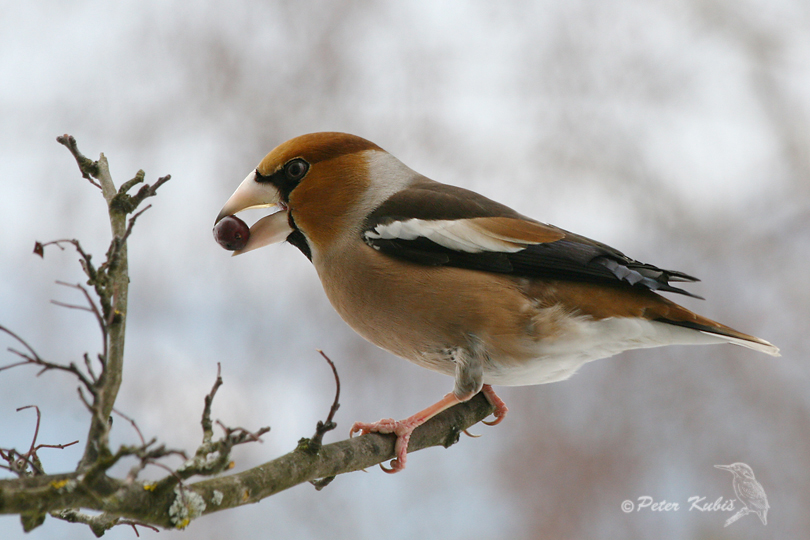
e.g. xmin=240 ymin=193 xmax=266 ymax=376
xmin=214 ymin=132 xmax=779 ymax=472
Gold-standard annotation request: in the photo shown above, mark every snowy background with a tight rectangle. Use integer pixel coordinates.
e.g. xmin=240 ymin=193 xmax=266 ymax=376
xmin=1 ymin=1 xmax=808 ymax=538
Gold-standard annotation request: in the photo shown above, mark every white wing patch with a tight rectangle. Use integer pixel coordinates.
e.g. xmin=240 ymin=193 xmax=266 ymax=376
xmin=365 ymin=218 xmax=534 ymax=253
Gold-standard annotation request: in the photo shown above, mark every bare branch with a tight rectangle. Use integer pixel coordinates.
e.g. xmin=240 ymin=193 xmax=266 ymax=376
xmin=17 ymin=406 xmax=43 ymax=475
xmin=56 ymin=134 xmax=101 ymax=189
xmin=119 ymin=519 xmax=160 ymax=537
xmin=118 ymin=170 xmax=146 ymax=197
xmin=201 ymin=363 xmax=224 ymax=444
xmin=112 ymin=408 xmax=146 ymax=447
xmin=82 ymin=354 xmax=98 ymax=385
xmin=55 ymin=281 xmax=106 ymax=334
xmin=127 ymin=174 xmax=171 ymax=208
xmin=0 ymin=326 xmax=97 ymax=395
xmin=120 ymin=204 xmax=151 ymax=245
xmin=311 ymin=350 xmax=341 ymax=448
xmin=215 ymin=420 xmax=271 ymax=447
xmin=50 ymin=508 xmax=158 ymax=538
xmin=0 ymin=392 xmax=495 ymax=530
xmin=165 ymin=366 xmax=271 ymax=486
xmin=0 ymin=406 xmax=81 ymax=480
xmin=34 ymin=441 xmax=79 ymax=452
xmin=305 ymin=351 xmax=342 ymax=490
xmin=4 ymin=348 xmax=95 ymax=393
xmin=0 ymin=326 xmax=42 ymax=369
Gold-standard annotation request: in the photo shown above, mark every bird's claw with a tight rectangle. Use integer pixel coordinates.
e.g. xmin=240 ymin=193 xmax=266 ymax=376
xmin=380 ymin=459 xmax=404 ymax=473
xmin=350 ymin=418 xmax=399 ymax=437
xmin=481 ymin=384 xmax=508 ymax=426
xmin=350 ymin=418 xmax=415 ymax=473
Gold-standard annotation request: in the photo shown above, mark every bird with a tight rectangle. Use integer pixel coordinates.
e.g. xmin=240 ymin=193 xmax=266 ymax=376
xmin=214 ymin=132 xmax=779 ymax=472
xmin=715 ymin=463 xmax=769 ymax=526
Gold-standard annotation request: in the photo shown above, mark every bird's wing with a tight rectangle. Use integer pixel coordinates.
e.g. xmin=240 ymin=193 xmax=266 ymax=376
xmin=739 ymin=481 xmax=770 ymax=510
xmin=362 ymin=179 xmax=702 ymax=297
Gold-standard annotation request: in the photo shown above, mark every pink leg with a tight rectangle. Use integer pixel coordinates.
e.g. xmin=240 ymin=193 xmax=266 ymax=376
xmin=350 ymin=392 xmax=461 ymax=473
xmin=462 ymin=385 xmax=508 ymax=436
xmin=350 ymin=385 xmax=509 ymax=472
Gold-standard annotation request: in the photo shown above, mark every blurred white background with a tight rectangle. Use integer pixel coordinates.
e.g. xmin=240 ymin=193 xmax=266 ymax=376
xmin=1 ymin=1 xmax=808 ymax=538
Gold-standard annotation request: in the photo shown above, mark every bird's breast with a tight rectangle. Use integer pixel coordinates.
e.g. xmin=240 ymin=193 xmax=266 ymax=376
xmin=312 ymin=244 xmax=588 ymax=380
xmin=312 ymin=244 xmax=735 ymax=387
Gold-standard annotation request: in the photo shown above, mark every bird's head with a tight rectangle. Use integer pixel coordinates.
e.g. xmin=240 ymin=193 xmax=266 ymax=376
xmin=215 ymin=132 xmax=415 ymax=259
xmin=715 ymin=463 xmax=756 ymax=479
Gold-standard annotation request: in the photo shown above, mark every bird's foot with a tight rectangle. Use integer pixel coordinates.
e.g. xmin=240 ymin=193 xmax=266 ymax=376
xmin=350 ymin=417 xmax=418 ymax=473
xmin=350 ymin=392 xmax=464 ymax=473
xmin=481 ymin=384 xmax=509 ymax=426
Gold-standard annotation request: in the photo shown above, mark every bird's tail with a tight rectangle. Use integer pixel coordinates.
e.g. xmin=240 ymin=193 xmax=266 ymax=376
xmin=656 ymin=307 xmax=780 ymax=357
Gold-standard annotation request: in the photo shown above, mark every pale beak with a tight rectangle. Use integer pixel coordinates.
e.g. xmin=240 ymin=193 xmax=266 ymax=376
xmin=215 ymin=170 xmax=294 ymax=255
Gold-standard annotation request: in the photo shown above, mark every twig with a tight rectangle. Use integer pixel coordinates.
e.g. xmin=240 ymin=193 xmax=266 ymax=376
xmin=119 ymin=519 xmax=160 ymax=537
xmin=118 ymin=171 xmax=146 ymax=196
xmin=51 ymin=508 xmax=159 ymax=538
xmin=53 ymin=281 xmax=108 ymax=363
xmin=35 ymin=441 xmax=80 ymax=451
xmin=82 ymin=353 xmax=98 ymax=385
xmin=126 ymin=440 xmax=188 ymax=484
xmin=201 ymin=364 xmax=270 ymax=448
xmin=54 ymin=281 xmax=106 ymax=332
xmin=167 ymin=366 xmax=270 ymax=484
xmin=127 ymin=174 xmax=171 ymax=205
xmin=56 ymin=135 xmax=101 ymax=189
xmin=0 ymin=326 xmax=97 ymax=395
xmin=310 ymin=350 xmax=340 ymax=452
xmin=215 ymin=420 xmax=270 ymax=446
xmin=18 ymin=406 xmax=43 ymax=474
xmin=77 ymin=387 xmax=94 ymax=412
xmin=0 ymin=448 xmax=41 ymax=477
xmin=0 ymin=407 xmax=80 ymax=478
xmin=32 ymin=238 xmax=109 ymax=330
xmin=201 ymin=363 xmax=224 ymax=444
xmin=0 ymin=327 xmax=42 ymax=370
xmin=113 ymin=408 xmax=146 ymax=447
xmin=307 ymin=351 xmax=341 ymax=489
xmin=119 ymin=204 xmax=152 ymax=248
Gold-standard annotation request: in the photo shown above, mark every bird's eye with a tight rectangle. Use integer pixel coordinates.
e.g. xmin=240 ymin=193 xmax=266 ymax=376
xmin=284 ymin=159 xmax=309 ymax=180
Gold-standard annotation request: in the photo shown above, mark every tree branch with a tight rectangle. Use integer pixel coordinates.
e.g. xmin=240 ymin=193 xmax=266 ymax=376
xmin=54 ymin=134 xmax=169 ymax=470
xmin=0 ymin=393 xmax=494 ymax=530
xmin=0 ymin=136 xmax=496 ymax=534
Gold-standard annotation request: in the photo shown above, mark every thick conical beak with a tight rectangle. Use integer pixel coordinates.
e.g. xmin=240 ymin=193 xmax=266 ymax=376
xmin=215 ymin=170 xmax=293 ymax=255
xmin=216 ymin=171 xmax=280 ymax=223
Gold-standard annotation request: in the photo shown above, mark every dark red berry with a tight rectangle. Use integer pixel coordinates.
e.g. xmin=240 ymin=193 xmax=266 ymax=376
xmin=214 ymin=215 xmax=250 ymax=251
